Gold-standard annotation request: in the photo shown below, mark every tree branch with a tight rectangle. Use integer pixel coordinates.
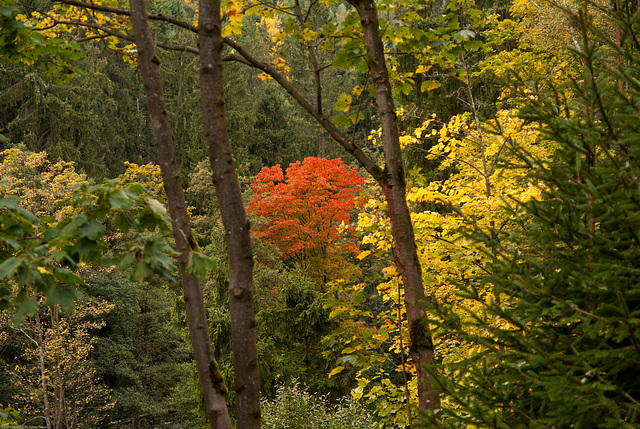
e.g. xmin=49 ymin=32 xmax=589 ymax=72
xmin=55 ymin=0 xmax=198 ymax=33
xmin=51 ymin=19 xmax=199 ymax=54
xmin=223 ymin=37 xmax=384 ymax=180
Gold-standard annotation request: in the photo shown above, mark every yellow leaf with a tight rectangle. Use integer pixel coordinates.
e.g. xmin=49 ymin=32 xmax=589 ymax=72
xmin=421 ymin=80 xmax=442 ymax=92
xmin=328 ymin=366 xmax=345 ymax=378
xmin=382 ymin=265 xmax=397 ymax=277
xmin=377 ymin=282 xmax=391 ymax=292
xmin=357 ymin=250 xmax=371 ymax=260
xmin=335 ymin=93 xmax=352 ymax=112
xmin=37 ymin=266 xmax=51 ymax=275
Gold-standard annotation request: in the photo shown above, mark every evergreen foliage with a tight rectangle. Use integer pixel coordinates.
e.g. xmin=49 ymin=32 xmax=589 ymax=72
xmin=0 ymin=45 xmax=150 ymax=178
xmin=425 ymin=1 xmax=640 ymax=426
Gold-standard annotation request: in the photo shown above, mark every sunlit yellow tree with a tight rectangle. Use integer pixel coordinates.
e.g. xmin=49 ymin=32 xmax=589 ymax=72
xmin=328 ymin=108 xmax=552 ymax=425
xmin=7 ymin=298 xmax=114 ymax=429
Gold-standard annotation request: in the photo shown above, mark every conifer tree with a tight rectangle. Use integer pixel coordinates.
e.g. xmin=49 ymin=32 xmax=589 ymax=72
xmin=427 ymin=0 xmax=640 ymax=426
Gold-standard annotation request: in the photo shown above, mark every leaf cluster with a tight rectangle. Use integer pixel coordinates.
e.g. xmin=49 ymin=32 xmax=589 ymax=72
xmin=0 ymin=150 xmax=177 ymax=324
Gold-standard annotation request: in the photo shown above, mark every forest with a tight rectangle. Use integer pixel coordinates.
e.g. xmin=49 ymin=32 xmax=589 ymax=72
xmin=0 ymin=0 xmax=638 ymax=427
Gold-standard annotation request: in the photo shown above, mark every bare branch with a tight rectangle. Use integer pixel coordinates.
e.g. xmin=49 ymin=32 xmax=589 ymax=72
xmin=52 ymin=19 xmax=199 ymax=53
xmin=223 ymin=37 xmax=383 ymax=180
xmin=251 ymin=0 xmax=296 ymax=15
xmin=55 ymin=0 xmax=198 ymax=33
xmin=222 ymin=53 xmax=253 ymax=67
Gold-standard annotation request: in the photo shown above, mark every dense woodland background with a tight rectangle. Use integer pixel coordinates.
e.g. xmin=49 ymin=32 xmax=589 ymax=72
xmin=0 ymin=0 xmax=639 ymax=427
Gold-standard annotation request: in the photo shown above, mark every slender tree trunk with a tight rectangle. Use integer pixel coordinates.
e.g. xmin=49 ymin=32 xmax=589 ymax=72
xmin=35 ymin=309 xmax=52 ymax=429
xmin=51 ymin=306 xmax=64 ymax=429
xmin=198 ymin=0 xmax=262 ymax=427
xmin=133 ymin=411 xmax=139 ymax=429
xmin=347 ymin=0 xmax=441 ymax=415
xmin=291 ymin=0 xmax=326 ymax=159
xmin=129 ymin=1 xmax=231 ymax=427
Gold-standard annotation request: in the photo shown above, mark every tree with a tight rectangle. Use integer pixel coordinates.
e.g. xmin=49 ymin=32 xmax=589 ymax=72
xmin=223 ymin=1 xmax=445 ymax=411
xmin=248 ymin=157 xmax=364 ymax=284
xmin=0 ymin=148 xmax=174 ymax=323
xmin=0 ymin=45 xmax=150 ymax=178
xmin=86 ymin=268 xmax=196 ymax=428
xmin=423 ymin=0 xmax=640 ymax=426
xmin=7 ymin=0 xmax=501 ymax=418
xmin=0 ymin=148 xmax=178 ymax=427
xmin=7 ymin=299 xmax=114 ymax=429
xmin=127 ymin=1 xmax=235 ymax=427
xmin=128 ymin=0 xmax=263 ymax=425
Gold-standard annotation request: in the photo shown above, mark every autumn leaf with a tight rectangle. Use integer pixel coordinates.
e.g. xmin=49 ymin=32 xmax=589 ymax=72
xmin=335 ymin=93 xmax=352 ymax=112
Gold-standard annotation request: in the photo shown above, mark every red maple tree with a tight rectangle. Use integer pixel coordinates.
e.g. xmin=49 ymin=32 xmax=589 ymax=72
xmin=248 ymin=157 xmax=365 ymax=283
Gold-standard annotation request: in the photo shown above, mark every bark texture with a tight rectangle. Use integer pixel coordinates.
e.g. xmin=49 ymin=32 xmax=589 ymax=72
xmin=347 ymin=0 xmax=441 ymax=415
xmin=198 ymin=0 xmax=262 ymax=427
xmin=129 ymin=1 xmax=231 ymax=427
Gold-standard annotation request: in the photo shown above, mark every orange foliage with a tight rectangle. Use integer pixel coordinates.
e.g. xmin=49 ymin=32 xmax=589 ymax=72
xmin=248 ymin=157 xmax=364 ymax=284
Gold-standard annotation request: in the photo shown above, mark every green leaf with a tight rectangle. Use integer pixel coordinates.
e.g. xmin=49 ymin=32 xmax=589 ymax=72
xmin=47 ymin=284 xmax=81 ymax=312
xmin=0 ymin=6 xmax=15 ymax=18
xmin=146 ymin=198 xmax=167 ymax=216
xmin=79 ymin=220 xmax=103 ymax=240
xmin=17 ymin=207 xmax=39 ymax=224
xmin=109 ymin=189 xmax=134 ymax=210
xmin=352 ymin=291 xmax=366 ymax=306
xmin=0 ymin=257 xmax=21 ymax=280
xmin=3 ymin=238 xmax=20 ymax=250
xmin=0 ymin=285 xmax=11 ymax=300
xmin=421 ymin=80 xmax=442 ymax=92
xmin=119 ymin=251 xmax=136 ymax=269
xmin=454 ymin=29 xmax=476 ymax=41
xmin=0 ymin=195 xmax=20 ymax=210
xmin=115 ymin=213 xmax=135 ymax=234
xmin=14 ymin=295 xmax=37 ymax=325
xmin=331 ymin=114 xmax=351 ymax=129
xmin=128 ymin=183 xmax=146 ymax=195
xmin=138 ymin=212 xmax=157 ymax=231
xmin=187 ymin=252 xmax=216 ymax=278
xmin=40 ymin=215 xmax=55 ymax=224
xmin=343 ymin=354 xmax=358 ymax=364
xmin=43 ymin=227 xmax=60 ymax=242
xmin=133 ymin=260 xmax=152 ymax=281
xmin=52 ymin=267 xmax=83 ymax=285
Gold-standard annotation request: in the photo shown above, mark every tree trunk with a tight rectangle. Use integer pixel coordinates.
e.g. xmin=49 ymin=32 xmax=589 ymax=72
xmin=129 ymin=1 xmax=231 ymax=427
xmin=51 ymin=306 xmax=64 ymax=429
xmin=347 ymin=0 xmax=441 ymax=415
xmin=35 ymin=309 xmax=52 ymax=429
xmin=198 ymin=0 xmax=262 ymax=427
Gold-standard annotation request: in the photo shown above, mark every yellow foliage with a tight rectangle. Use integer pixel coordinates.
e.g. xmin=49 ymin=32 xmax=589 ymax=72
xmin=0 ymin=148 xmax=86 ymax=220
xmin=4 ymin=298 xmax=114 ymax=425
xmin=351 ymin=110 xmax=554 ymax=404
xmin=118 ymin=162 xmax=165 ymax=200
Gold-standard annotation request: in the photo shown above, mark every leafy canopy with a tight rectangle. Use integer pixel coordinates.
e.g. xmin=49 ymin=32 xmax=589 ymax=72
xmin=248 ymin=157 xmax=364 ymax=283
xmin=0 ymin=149 xmax=175 ymax=324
